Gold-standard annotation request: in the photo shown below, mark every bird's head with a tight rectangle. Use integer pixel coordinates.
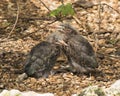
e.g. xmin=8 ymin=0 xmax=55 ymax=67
xmin=58 ymin=23 xmax=78 ymax=35
xmin=47 ymin=23 xmax=78 ymax=46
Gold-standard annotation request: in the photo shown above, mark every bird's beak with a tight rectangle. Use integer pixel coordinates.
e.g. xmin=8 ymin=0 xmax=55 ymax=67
xmin=57 ymin=40 xmax=68 ymax=46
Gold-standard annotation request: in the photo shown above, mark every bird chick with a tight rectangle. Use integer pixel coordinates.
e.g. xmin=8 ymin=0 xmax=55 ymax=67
xmin=63 ymin=35 xmax=98 ymax=73
xmin=59 ymin=24 xmax=98 ymax=73
xmin=46 ymin=23 xmax=98 ymax=74
xmin=24 ymin=41 xmax=60 ymax=78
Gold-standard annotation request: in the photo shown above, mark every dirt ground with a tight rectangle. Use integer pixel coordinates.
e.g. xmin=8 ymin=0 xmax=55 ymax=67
xmin=0 ymin=0 xmax=120 ymax=96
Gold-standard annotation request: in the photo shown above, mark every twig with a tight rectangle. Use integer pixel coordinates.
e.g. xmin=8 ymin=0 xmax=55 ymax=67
xmin=73 ymin=1 xmax=120 ymax=14
xmin=39 ymin=0 xmax=51 ymax=12
xmin=7 ymin=1 xmax=20 ymax=38
xmin=94 ymin=3 xmax=120 ymax=14
xmin=98 ymin=0 xmax=101 ymax=33
xmin=94 ymin=0 xmax=102 ymax=54
xmin=0 ymin=17 xmax=55 ymax=21
xmin=102 ymin=3 xmax=120 ymax=14
xmin=72 ymin=16 xmax=85 ymax=29
xmin=21 ymin=19 xmax=57 ymax=39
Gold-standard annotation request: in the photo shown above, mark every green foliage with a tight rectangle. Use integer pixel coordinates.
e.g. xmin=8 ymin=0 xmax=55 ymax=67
xmin=50 ymin=3 xmax=75 ymax=18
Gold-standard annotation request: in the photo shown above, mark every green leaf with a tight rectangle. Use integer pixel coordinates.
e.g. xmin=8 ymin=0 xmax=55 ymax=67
xmin=64 ymin=3 xmax=75 ymax=16
xmin=50 ymin=3 xmax=75 ymax=17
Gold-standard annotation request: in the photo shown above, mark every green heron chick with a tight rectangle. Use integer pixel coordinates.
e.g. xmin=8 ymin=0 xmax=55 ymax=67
xmin=47 ymin=24 xmax=98 ymax=73
xmin=24 ymin=41 xmax=60 ymax=78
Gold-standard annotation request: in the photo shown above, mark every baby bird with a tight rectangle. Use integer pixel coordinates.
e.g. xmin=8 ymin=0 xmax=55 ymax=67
xmin=60 ymin=24 xmax=98 ymax=73
xmin=24 ymin=41 xmax=60 ymax=78
xmin=47 ymin=24 xmax=98 ymax=73
xmin=63 ymin=35 xmax=98 ymax=73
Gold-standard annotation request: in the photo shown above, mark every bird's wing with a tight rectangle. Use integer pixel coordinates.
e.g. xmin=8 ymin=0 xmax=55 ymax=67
xmin=65 ymin=35 xmax=98 ymax=68
xmin=24 ymin=42 xmax=60 ymax=77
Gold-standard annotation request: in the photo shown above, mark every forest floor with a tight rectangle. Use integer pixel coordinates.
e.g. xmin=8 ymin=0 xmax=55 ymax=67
xmin=0 ymin=0 xmax=120 ymax=96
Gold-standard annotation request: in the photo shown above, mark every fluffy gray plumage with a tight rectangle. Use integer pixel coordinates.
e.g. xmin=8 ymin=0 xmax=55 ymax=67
xmin=24 ymin=24 xmax=98 ymax=78
xmin=24 ymin=41 xmax=60 ymax=78
xmin=62 ymin=34 xmax=98 ymax=73
xmin=47 ymin=24 xmax=98 ymax=73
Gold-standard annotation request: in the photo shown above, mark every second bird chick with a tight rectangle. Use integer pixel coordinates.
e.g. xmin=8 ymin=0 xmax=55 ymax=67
xmin=24 ymin=41 xmax=60 ymax=78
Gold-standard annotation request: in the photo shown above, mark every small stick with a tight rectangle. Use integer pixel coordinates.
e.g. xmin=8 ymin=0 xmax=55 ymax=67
xmin=39 ymin=0 xmax=51 ymax=12
xmin=7 ymin=1 xmax=20 ymax=38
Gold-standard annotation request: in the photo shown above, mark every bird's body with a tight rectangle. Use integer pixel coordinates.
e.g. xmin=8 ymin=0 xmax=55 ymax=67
xmin=47 ymin=24 xmax=98 ymax=73
xmin=62 ymin=34 xmax=98 ymax=73
xmin=24 ymin=41 xmax=60 ymax=78
xmin=24 ymin=24 xmax=98 ymax=78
